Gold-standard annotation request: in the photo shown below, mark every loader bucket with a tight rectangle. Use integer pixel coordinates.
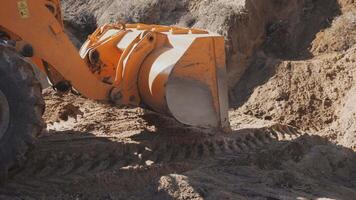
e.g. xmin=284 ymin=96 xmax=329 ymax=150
xmin=136 ymin=29 xmax=230 ymax=130
xmin=80 ymin=24 xmax=230 ymax=130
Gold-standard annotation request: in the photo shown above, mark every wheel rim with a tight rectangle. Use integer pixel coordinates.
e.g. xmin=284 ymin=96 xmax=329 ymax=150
xmin=0 ymin=89 xmax=10 ymax=140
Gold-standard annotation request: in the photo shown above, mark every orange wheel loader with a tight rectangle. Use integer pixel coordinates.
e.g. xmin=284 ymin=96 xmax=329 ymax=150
xmin=0 ymin=0 xmax=229 ymax=179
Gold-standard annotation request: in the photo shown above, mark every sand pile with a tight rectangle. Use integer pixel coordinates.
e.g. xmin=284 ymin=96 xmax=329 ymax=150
xmin=232 ymin=2 xmax=356 ymax=149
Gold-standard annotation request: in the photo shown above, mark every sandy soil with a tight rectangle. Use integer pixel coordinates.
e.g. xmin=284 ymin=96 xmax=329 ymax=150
xmin=1 ymin=90 xmax=355 ymax=200
xmin=1 ymin=0 xmax=356 ymax=199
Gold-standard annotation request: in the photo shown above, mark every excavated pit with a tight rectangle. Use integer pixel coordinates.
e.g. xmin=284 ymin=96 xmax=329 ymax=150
xmin=1 ymin=0 xmax=356 ymax=199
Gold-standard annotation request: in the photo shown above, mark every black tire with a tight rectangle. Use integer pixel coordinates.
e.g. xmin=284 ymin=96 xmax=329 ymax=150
xmin=0 ymin=45 xmax=45 ymax=181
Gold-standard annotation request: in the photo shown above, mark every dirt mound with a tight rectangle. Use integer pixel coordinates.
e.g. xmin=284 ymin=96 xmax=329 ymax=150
xmin=232 ymin=2 xmax=356 ymax=149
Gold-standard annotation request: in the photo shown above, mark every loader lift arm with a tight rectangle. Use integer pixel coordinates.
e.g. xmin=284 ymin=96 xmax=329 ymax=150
xmin=0 ymin=0 xmax=112 ymax=100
